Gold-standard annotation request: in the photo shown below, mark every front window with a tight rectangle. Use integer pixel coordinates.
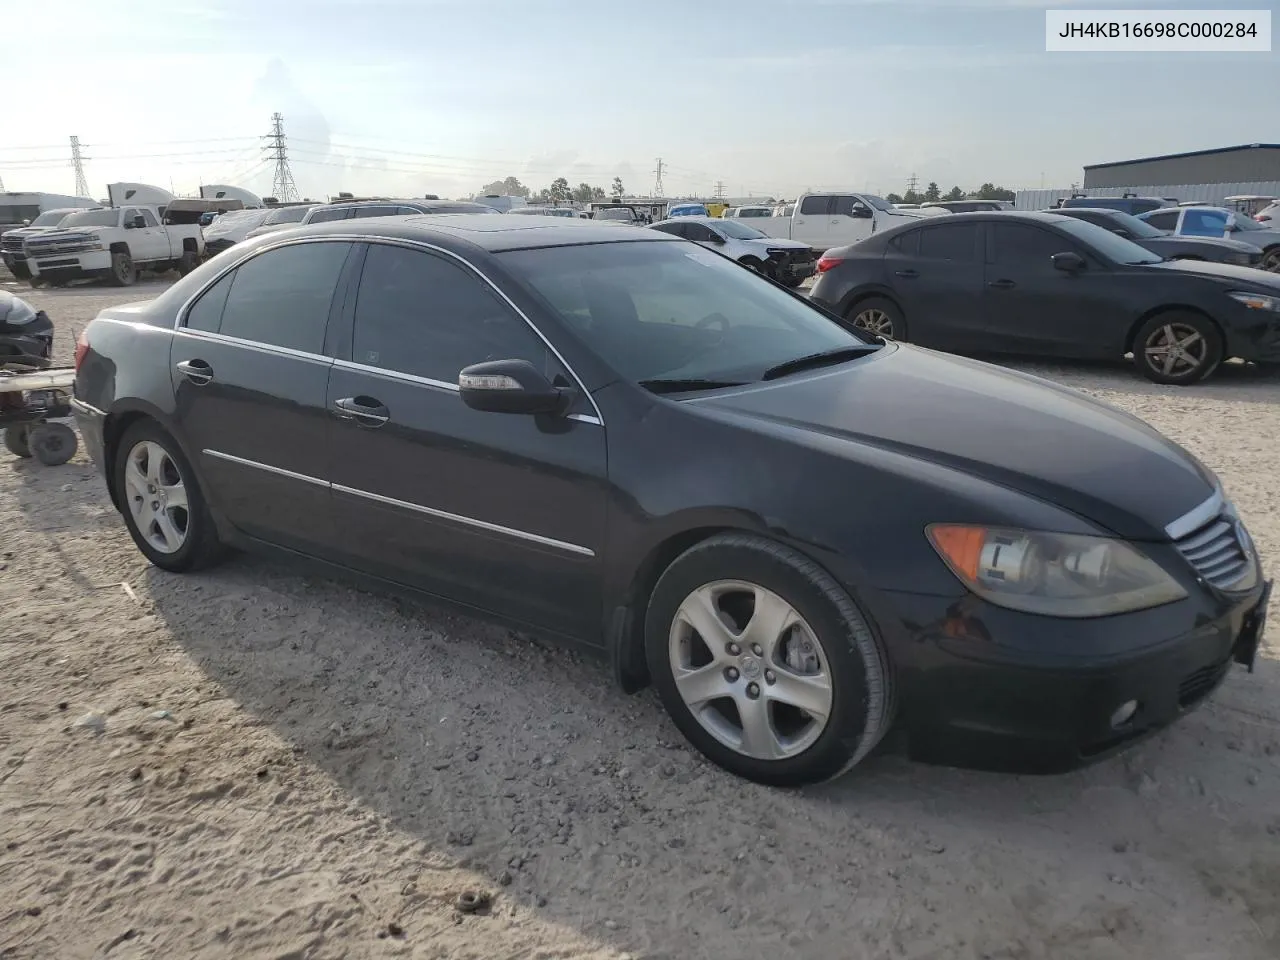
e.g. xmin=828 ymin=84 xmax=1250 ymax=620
xmin=861 ymin=195 xmax=895 ymax=212
xmin=61 ymin=209 xmax=119 ymax=228
xmin=714 ymin=219 xmax=768 ymax=240
xmin=1056 ymin=218 xmax=1162 ymax=264
xmin=499 ymin=240 xmax=877 ymax=389
xmin=29 ymin=210 xmax=71 ymax=228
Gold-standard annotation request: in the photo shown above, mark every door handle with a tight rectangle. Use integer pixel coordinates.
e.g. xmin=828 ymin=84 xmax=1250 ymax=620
xmin=175 ymin=359 xmax=214 ymax=384
xmin=987 ymin=279 xmax=1016 ymax=289
xmin=333 ymin=396 xmax=390 ymax=426
xmin=894 ymin=269 xmax=919 ymax=279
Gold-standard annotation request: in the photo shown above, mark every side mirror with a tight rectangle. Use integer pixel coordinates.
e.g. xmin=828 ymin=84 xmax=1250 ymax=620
xmin=851 ymin=205 xmax=873 ymax=219
xmin=1051 ymin=251 xmax=1086 ymax=273
xmin=21 ymin=219 xmax=31 ymax=227
xmin=458 ymin=359 xmax=573 ymax=416
xmin=129 ymin=216 xmax=146 ymax=229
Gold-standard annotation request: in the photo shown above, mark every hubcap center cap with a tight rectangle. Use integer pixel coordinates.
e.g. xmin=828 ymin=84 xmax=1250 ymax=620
xmin=739 ymin=655 xmax=762 ymax=680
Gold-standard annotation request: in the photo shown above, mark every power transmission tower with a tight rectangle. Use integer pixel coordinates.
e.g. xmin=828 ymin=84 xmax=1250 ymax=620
xmin=906 ymin=173 xmax=919 ymax=196
xmin=263 ymin=113 xmax=300 ymax=202
xmin=70 ymin=136 xmax=90 ymax=197
xmin=652 ymin=157 xmax=665 ymax=198
xmin=0 ymin=173 xmax=5 ymax=191
xmin=713 ymin=181 xmax=726 ymax=200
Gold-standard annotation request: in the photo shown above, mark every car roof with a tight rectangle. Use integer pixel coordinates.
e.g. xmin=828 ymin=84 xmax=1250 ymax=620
xmin=283 ymin=213 xmax=677 ymax=252
xmin=1050 ymin=207 xmax=1126 ymax=216
xmin=902 ymin=211 xmax=1074 ymax=224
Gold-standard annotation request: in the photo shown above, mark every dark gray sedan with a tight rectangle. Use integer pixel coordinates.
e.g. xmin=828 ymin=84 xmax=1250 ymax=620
xmin=1048 ymin=208 xmax=1264 ymax=268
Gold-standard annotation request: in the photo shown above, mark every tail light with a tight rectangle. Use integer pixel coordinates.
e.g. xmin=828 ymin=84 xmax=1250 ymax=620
xmin=74 ymin=329 xmax=90 ymax=372
xmin=816 ymin=254 xmax=844 ymax=274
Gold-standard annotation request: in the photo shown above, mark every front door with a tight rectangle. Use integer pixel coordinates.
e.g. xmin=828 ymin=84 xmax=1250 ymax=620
xmin=980 ymin=221 xmax=1129 ymax=358
xmin=325 ymin=241 xmax=608 ymax=641
xmin=135 ymin=208 xmax=169 ymax=262
xmin=170 ymin=239 xmax=357 ymax=553
xmin=887 ymin=221 xmax=987 ymax=349
xmin=828 ymin=195 xmax=876 ymax=247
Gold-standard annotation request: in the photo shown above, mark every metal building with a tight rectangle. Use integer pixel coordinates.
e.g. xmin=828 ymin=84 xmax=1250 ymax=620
xmin=1083 ymin=143 xmax=1280 ymax=189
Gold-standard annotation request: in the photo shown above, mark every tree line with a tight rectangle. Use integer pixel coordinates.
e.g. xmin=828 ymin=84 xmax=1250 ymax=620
xmin=885 ymin=182 xmax=1016 ymax=205
xmin=473 ymin=176 xmax=627 ymax=204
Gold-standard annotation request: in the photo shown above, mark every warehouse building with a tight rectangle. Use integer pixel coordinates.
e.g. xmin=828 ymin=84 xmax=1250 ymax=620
xmin=1015 ymin=143 xmax=1280 ymax=211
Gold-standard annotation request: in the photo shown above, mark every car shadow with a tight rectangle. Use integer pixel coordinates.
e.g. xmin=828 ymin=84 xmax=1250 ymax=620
xmin=140 ymin=549 xmax=1280 ymax=956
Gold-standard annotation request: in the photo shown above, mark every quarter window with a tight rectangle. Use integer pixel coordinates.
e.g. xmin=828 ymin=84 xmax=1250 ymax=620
xmin=351 ymin=243 xmax=553 ymax=384
xmin=184 ymin=272 xmax=234 ymax=333
xmin=918 ymin=223 xmax=978 ymax=261
xmin=217 ymin=241 xmax=352 ymax=353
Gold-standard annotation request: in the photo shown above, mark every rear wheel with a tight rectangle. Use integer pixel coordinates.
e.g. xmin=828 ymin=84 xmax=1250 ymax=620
xmin=848 ymin=297 xmax=904 ymax=340
xmin=29 ymin=422 xmax=77 ymax=465
xmin=114 ymin=421 xmax=225 ymax=572
xmin=645 ymin=533 xmax=893 ymax=786
xmin=178 ymin=250 xmax=200 ymax=275
xmin=1132 ymin=312 xmax=1223 ymax=385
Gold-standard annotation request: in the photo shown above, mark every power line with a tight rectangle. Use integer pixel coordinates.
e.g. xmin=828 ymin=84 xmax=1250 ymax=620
xmin=70 ymin=136 xmax=90 ymax=198
xmin=263 ymin=113 xmax=299 ymax=203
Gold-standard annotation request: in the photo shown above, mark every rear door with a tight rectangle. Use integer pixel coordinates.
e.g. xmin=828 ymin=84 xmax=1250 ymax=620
xmin=170 ymin=239 xmax=357 ymax=553
xmin=325 ymin=241 xmax=607 ymax=639
xmin=888 ymin=221 xmax=986 ymax=348
xmin=791 ymin=195 xmax=830 ymax=247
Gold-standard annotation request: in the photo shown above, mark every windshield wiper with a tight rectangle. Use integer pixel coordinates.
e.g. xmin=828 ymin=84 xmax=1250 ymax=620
xmin=638 ymin=378 xmax=747 ymax=394
xmin=761 ymin=345 xmax=880 ymax=381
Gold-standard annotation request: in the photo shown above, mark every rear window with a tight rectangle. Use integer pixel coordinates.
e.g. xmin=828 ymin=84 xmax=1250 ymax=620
xmin=307 ymin=207 xmax=353 ymax=223
xmin=918 ymin=223 xmax=977 ymax=260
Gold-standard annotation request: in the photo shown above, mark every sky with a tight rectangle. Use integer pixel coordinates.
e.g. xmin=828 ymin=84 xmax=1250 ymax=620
xmin=2 ymin=0 xmax=1276 ymax=203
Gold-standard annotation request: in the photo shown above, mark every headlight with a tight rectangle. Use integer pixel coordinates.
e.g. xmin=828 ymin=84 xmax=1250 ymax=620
xmin=926 ymin=525 xmax=1187 ymax=617
xmin=1228 ymin=291 xmax=1280 ymax=312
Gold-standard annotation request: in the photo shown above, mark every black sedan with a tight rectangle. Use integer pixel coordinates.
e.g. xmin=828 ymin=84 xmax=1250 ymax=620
xmin=1049 ymin=207 xmax=1265 ymax=268
xmin=811 ymin=212 xmax=1280 ymax=384
xmin=72 ymin=215 xmax=1269 ymax=784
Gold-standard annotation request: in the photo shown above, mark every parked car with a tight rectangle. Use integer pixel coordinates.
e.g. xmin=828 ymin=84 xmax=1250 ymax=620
xmin=203 ymin=208 xmax=274 ymax=256
xmin=301 ymin=198 xmax=500 ymax=225
xmin=72 ymin=215 xmax=1269 ymax=785
xmin=21 ymin=205 xmax=205 ymax=287
xmin=1060 ymin=196 xmax=1173 ymax=216
xmin=1255 ymin=201 xmax=1279 ymax=225
xmin=1139 ymin=206 xmax=1280 ymax=272
xmin=507 ymin=207 xmax=578 ymax=218
xmin=1049 ymin=208 xmax=1265 ymax=268
xmin=809 ymin=211 xmax=1280 ymax=385
xmin=591 ymin=205 xmax=648 ymax=225
xmin=724 ymin=206 xmax=775 ymax=220
xmin=650 ymin=216 xmax=816 ymax=287
xmin=667 ymin=203 xmax=710 ymax=218
xmin=752 ymin=192 xmax=924 ymax=252
xmin=242 ymin=204 xmax=321 ymax=241
xmin=1 ymin=208 xmax=83 ymax=282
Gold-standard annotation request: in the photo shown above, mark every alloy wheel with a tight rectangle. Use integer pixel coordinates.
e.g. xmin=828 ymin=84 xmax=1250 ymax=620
xmin=668 ymin=579 xmax=833 ymax=761
xmin=123 ymin=440 xmax=190 ymax=554
xmin=853 ymin=308 xmax=895 ymax=338
xmin=1144 ymin=322 xmax=1209 ymax=379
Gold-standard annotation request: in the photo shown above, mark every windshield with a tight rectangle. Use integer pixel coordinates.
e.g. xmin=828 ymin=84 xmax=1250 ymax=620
xmin=29 ymin=210 xmax=72 ymax=228
xmin=596 ymin=208 xmax=636 ymax=221
xmin=1093 ymin=211 xmax=1164 ymax=239
xmin=862 ymin=195 xmax=895 ymax=212
xmin=61 ymin=209 xmax=119 ymax=228
xmin=714 ymin=220 xmax=768 ymax=240
xmin=1056 ymin=217 xmax=1163 ymax=264
xmin=1230 ymin=215 xmax=1264 ymax=232
xmin=263 ymin=206 xmax=312 ymax=225
xmin=499 ymin=240 xmax=876 ymax=388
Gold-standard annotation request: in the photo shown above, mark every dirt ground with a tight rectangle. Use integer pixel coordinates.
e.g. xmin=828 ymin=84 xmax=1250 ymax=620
xmin=2 ymin=276 xmax=1278 ymax=960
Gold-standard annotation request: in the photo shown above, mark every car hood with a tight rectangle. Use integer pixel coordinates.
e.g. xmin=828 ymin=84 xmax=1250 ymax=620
xmin=752 ymin=237 xmax=810 ymax=250
xmin=693 ymin=344 xmax=1216 ymax=539
xmin=1 ymin=226 xmax=57 ymax=240
xmin=25 ymin=229 xmax=99 ymax=245
xmin=1144 ymin=257 xmax=1280 ymax=288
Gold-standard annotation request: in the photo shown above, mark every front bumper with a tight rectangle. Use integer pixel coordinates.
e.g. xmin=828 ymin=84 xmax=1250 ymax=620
xmin=1 ymin=252 xmax=31 ymax=280
xmin=887 ymin=579 xmax=1269 ymax=774
xmin=28 ymin=250 xmax=111 ymax=281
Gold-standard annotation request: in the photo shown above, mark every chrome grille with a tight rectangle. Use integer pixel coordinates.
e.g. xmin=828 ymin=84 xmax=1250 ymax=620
xmin=1172 ymin=511 xmax=1253 ymax=590
xmin=0 ymin=236 xmax=25 ymax=253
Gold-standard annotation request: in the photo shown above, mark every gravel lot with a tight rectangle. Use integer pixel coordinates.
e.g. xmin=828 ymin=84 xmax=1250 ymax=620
xmin=2 ymin=277 xmax=1278 ymax=960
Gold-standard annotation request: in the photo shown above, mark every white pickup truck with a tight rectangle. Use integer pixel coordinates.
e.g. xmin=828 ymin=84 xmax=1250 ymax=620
xmin=755 ymin=192 xmax=925 ymax=253
xmin=22 ymin=204 xmax=204 ymax=288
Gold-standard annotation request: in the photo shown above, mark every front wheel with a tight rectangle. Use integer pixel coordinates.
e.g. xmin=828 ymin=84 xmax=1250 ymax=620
xmin=29 ymin=422 xmax=77 ymax=465
xmin=1263 ymin=247 xmax=1280 ymax=272
xmin=645 ymin=533 xmax=894 ymax=786
xmin=109 ymin=251 xmax=136 ymax=287
xmin=1132 ymin=312 xmax=1223 ymax=385
xmin=114 ymin=421 xmax=225 ymax=572
xmin=739 ymin=256 xmax=773 ymax=280
xmin=178 ymin=250 xmax=200 ymax=276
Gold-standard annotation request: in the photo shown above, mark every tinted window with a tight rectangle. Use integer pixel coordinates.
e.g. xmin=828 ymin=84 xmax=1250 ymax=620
xmin=184 ymin=272 xmax=234 ymax=333
xmin=1143 ymin=211 xmax=1178 ymax=231
xmin=991 ymin=224 xmax=1073 ymax=265
xmin=799 ymin=196 xmax=829 ymax=216
xmin=918 ymin=223 xmax=977 ymax=260
xmin=685 ymin=223 xmax=719 ymax=242
xmin=831 ymin=196 xmax=868 ymax=217
xmin=307 ymin=207 xmax=351 ymax=224
xmin=1182 ymin=209 xmax=1229 ymax=237
xmin=139 ymin=208 xmax=159 ymax=227
xmin=716 ymin=220 xmax=768 ymax=240
xmin=1056 ymin=219 xmax=1161 ymax=264
xmin=353 ymin=206 xmax=399 ymax=218
xmin=651 ymin=222 xmax=686 ymax=238
xmin=352 ymin=243 xmax=552 ymax=383
xmin=888 ymin=230 xmax=919 ymax=255
xmin=262 ymin=205 xmax=312 ymax=225
xmin=219 ymin=242 xmax=352 ymax=353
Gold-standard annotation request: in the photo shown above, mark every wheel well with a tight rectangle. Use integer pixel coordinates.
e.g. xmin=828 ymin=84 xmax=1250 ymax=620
xmin=1124 ymin=305 xmax=1223 ymax=356
xmin=182 ymin=237 xmax=198 ymax=254
xmin=614 ymin=526 xmax=732 ymax=692
xmin=108 ymin=242 xmax=130 ymax=256
xmin=101 ymin=411 xmax=153 ymax=508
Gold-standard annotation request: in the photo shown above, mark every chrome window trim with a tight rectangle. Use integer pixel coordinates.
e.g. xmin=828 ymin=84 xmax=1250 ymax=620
xmin=201 ymin=449 xmax=596 ymax=558
xmin=1165 ymin=488 xmax=1225 ymax=541
xmin=202 ymin=449 xmax=329 ymax=487
xmin=173 ymin=232 xmax=605 ymax=426
xmin=175 ymin=327 xmax=333 ymax=366
xmin=332 ymin=482 xmax=596 ymax=557
xmin=332 ymin=357 xmax=457 ymax=393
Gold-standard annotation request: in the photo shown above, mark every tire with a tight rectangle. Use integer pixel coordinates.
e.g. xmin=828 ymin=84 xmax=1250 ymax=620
xmin=644 ymin=532 xmax=894 ymax=786
xmin=1263 ymin=247 xmax=1280 ymax=272
xmin=28 ymin=422 xmax=77 ymax=465
xmin=781 ymin=276 xmax=806 ymax=289
xmin=847 ymin=296 xmax=905 ymax=340
xmin=178 ymin=250 xmax=200 ymax=276
xmin=1132 ymin=311 xmax=1223 ymax=385
xmin=3 ymin=426 xmax=31 ymax=459
xmin=113 ymin=420 xmax=225 ymax=572
xmin=739 ymin=256 xmax=773 ymax=280
xmin=108 ymin=251 xmax=136 ymax=287
xmin=27 ymin=277 xmax=46 ymax=289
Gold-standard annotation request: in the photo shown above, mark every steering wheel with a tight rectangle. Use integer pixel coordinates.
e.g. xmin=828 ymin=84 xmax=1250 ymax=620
xmin=695 ymin=312 xmax=730 ymax=332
